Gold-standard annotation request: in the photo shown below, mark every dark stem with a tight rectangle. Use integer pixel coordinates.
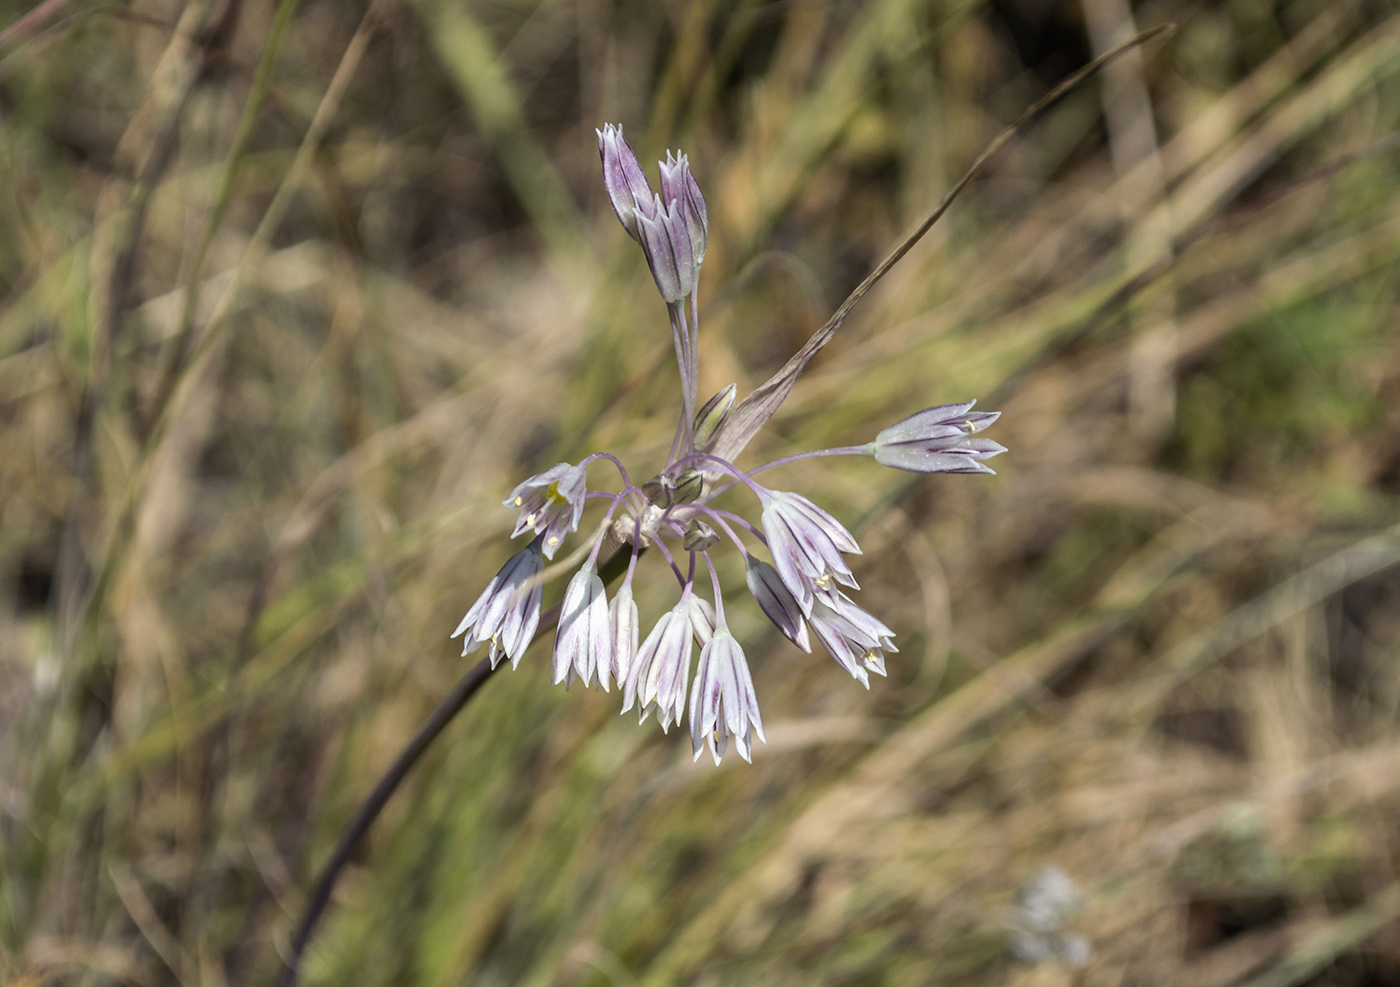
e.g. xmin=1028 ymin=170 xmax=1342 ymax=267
xmin=277 ymin=544 xmax=637 ymax=987
xmin=276 ymin=655 xmax=498 ymax=987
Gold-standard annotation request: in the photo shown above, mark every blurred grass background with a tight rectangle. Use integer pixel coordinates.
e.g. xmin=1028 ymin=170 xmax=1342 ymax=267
xmin=2 ymin=0 xmax=1400 ymax=984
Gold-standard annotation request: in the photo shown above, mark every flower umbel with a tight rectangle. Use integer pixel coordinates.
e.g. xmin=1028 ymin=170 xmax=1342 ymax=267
xmin=450 ymin=124 xmax=1007 ymax=765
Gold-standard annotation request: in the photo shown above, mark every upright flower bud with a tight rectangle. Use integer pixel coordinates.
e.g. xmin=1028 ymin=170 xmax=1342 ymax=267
xmin=635 ymin=195 xmax=696 ymax=304
xmin=872 ymin=400 xmax=1006 ymax=474
xmin=660 ymin=150 xmax=708 ymax=265
xmin=596 ymin=124 xmax=653 ymax=241
xmin=693 ymin=383 xmax=736 ymax=451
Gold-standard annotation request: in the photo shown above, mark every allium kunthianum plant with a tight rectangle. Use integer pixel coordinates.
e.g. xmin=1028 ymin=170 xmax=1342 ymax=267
xmin=453 ymin=124 xmax=1005 ymax=765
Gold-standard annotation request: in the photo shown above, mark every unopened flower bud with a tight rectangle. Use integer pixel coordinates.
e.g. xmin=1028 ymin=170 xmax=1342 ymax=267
xmin=672 ymin=468 xmax=704 ymax=504
xmin=683 ymin=520 xmax=719 ymax=552
xmin=597 ymin=123 xmax=653 ymax=241
xmin=693 ymin=383 xmax=736 ymax=451
xmin=642 ymin=474 xmax=673 ymax=508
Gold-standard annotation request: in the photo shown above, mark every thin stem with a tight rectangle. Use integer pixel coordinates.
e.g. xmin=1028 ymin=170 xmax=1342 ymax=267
xmin=666 ymin=303 xmax=695 ymax=464
xmin=672 ymin=451 xmax=767 ymax=500
xmin=278 ymin=545 xmax=637 ymax=987
xmin=748 ymin=445 xmax=873 ymax=476
xmin=702 ymin=445 xmax=874 ymax=500
xmin=690 ymin=506 xmax=764 ymax=548
xmin=689 ymin=290 xmax=700 ymax=403
xmin=651 ymin=534 xmax=688 ymax=587
xmin=586 ymin=493 xmax=629 ymax=568
xmin=581 ymin=451 xmax=633 ymax=488
xmin=701 ymin=550 xmax=726 ymax=626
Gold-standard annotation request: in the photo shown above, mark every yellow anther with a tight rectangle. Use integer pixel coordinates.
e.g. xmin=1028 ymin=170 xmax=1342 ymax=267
xmin=513 ymin=496 xmax=523 ymax=506
xmin=525 ymin=512 xmax=537 ymax=525
xmin=548 ymin=536 xmax=560 ymax=546
xmin=814 ymin=574 xmax=832 ymax=589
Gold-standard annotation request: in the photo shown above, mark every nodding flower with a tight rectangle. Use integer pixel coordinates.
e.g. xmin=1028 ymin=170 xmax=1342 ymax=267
xmin=451 ymin=124 xmax=1005 ymax=765
xmin=503 ymin=463 xmax=586 ymax=559
xmin=452 ymin=543 xmax=544 ymax=669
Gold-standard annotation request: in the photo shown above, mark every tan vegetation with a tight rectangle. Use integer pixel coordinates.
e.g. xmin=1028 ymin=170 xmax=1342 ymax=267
xmin=2 ymin=0 xmax=1400 ymax=984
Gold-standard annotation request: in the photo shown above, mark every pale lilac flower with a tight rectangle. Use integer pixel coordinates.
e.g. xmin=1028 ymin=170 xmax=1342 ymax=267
xmin=597 ymin=124 xmax=653 ymax=241
xmin=622 ymin=598 xmax=694 ymax=731
xmin=659 ymin=150 xmax=708 ymax=265
xmin=808 ymin=588 xmax=897 ymax=688
xmin=689 ymin=629 xmax=764 ymax=764
xmin=503 ymin=462 xmax=586 ymax=559
xmin=553 ymin=563 xmax=610 ymax=689
xmin=606 ymin=585 xmax=639 ymax=693
xmin=745 ymin=556 xmax=810 ymax=652
xmin=451 ymin=544 xmax=544 ymax=668
xmin=687 ymin=594 xmax=717 ymax=646
xmin=760 ymin=490 xmax=861 ymax=614
xmin=873 ymin=401 xmax=1006 ymax=474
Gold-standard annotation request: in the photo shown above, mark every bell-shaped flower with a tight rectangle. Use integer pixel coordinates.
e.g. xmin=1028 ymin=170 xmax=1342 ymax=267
xmin=745 ymin=555 xmax=810 ymax=652
xmin=596 ymin=123 xmax=653 ymax=241
xmin=659 ymin=150 xmax=708 ymax=265
xmin=622 ymin=596 xmax=695 ymax=731
xmin=451 ymin=544 xmax=544 ymax=668
xmin=503 ymin=462 xmax=586 ymax=559
xmin=552 ymin=563 xmax=611 ymax=689
xmin=872 ymin=400 xmax=1006 ymax=474
xmin=606 ymin=585 xmax=639 ymax=693
xmin=689 ymin=628 xmax=764 ymax=765
xmin=760 ymin=490 xmax=861 ymax=615
xmin=808 ymin=588 xmax=898 ymax=688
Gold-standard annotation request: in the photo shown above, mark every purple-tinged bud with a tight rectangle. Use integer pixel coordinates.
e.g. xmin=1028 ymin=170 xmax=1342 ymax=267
xmin=872 ymin=400 xmax=1006 ymax=474
xmin=693 ymin=383 xmax=736 ymax=451
xmin=808 ymin=589 xmax=898 ymax=689
xmin=451 ymin=544 xmax=544 ymax=668
xmin=596 ymin=123 xmax=653 ymax=241
xmin=683 ymin=519 xmax=719 ymax=552
xmin=759 ymin=490 xmax=861 ymax=615
xmin=606 ymin=585 xmax=639 ymax=693
xmin=745 ymin=555 xmax=811 ymax=652
xmin=503 ymin=462 xmax=587 ymax=559
xmin=636 ymin=194 xmax=698 ymax=304
xmin=660 ymin=150 xmax=708 ymax=265
xmin=623 ymin=598 xmax=694 ymax=731
xmin=689 ymin=629 xmax=764 ymax=765
xmin=553 ymin=563 xmax=611 ymax=690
